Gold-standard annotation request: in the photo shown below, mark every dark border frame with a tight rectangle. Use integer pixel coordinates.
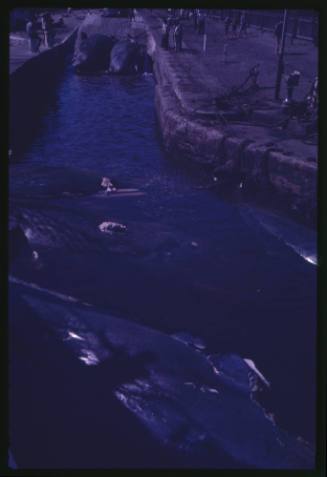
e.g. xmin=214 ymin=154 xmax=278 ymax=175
xmin=1 ymin=1 xmax=326 ymax=475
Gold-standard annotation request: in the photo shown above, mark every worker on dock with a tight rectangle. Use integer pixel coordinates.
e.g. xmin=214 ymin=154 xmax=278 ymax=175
xmin=174 ymin=22 xmax=183 ymax=51
xmin=26 ymin=15 xmax=41 ymax=53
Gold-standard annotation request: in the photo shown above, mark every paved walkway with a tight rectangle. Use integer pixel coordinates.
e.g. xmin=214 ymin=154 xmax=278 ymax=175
xmin=152 ymin=10 xmax=317 ymax=106
xmin=143 ymin=10 xmax=318 ymax=158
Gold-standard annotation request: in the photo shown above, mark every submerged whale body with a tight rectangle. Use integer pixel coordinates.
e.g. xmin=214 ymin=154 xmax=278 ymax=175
xmin=10 ymin=278 xmax=315 ymax=469
xmin=73 ymin=33 xmax=116 ymax=74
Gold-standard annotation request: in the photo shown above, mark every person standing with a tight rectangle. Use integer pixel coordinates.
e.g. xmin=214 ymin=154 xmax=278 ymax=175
xmin=161 ymin=19 xmax=169 ymax=49
xmin=305 ymin=76 xmax=318 ymax=113
xmin=193 ymin=9 xmax=199 ymax=30
xmin=174 ymin=22 xmax=183 ymax=51
xmin=231 ymin=14 xmax=240 ymax=38
xmin=26 ymin=16 xmax=41 ymax=53
xmin=224 ymin=16 xmax=232 ymax=37
xmin=166 ymin=19 xmax=172 ymax=49
xmin=285 ymin=70 xmax=301 ymax=102
xmin=47 ymin=13 xmax=55 ymax=47
xmin=238 ymin=12 xmax=248 ymax=37
xmin=198 ymin=14 xmax=205 ymax=35
xmin=274 ymin=20 xmax=283 ymax=54
xmin=248 ymin=63 xmax=260 ymax=89
xmin=41 ymin=13 xmax=50 ymax=48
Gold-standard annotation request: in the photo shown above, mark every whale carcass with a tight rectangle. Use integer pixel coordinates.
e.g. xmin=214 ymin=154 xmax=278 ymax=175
xmin=109 ymin=39 xmax=148 ymax=74
xmin=73 ymin=32 xmax=116 ymax=74
xmin=9 ymin=278 xmax=315 ymax=469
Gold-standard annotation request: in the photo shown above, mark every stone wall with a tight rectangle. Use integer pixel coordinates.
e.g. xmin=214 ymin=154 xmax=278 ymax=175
xmin=145 ymin=20 xmax=317 ymax=225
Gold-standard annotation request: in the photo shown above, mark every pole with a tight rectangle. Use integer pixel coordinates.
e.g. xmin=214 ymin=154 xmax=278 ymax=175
xmin=203 ymin=33 xmax=207 ymax=52
xmin=275 ymin=9 xmax=288 ymax=100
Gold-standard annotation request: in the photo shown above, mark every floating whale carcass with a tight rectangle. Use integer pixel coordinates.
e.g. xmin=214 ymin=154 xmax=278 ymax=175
xmin=10 ymin=278 xmax=315 ymax=469
xmin=72 ymin=32 xmax=117 ymax=74
xmin=108 ymin=39 xmax=151 ymax=75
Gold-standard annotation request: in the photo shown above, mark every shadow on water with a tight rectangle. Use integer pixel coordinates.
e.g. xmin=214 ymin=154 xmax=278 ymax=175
xmin=10 ymin=52 xmax=74 ymax=160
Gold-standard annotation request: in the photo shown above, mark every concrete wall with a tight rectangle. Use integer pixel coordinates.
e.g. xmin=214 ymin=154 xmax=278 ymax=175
xmin=10 ymin=28 xmax=78 ymax=157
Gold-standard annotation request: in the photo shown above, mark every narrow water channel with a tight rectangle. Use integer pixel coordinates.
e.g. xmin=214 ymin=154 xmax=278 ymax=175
xmin=9 ymin=69 xmax=317 ymax=467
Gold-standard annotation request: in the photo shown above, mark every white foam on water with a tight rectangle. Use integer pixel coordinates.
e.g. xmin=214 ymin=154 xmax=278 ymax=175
xmin=78 ymin=349 xmax=99 ymax=365
xmin=64 ymin=330 xmax=85 ymax=341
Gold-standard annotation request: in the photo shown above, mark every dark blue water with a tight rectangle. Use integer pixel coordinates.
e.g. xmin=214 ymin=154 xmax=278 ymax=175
xmin=9 ymin=70 xmax=317 ymax=466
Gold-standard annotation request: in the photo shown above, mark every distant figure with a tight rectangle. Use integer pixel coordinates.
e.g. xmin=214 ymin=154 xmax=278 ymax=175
xmin=238 ymin=12 xmax=248 ymax=37
xmin=173 ymin=23 xmax=178 ymax=50
xmin=274 ymin=20 xmax=283 ymax=54
xmin=41 ymin=12 xmax=55 ymax=48
xmin=26 ymin=16 xmax=41 ymax=53
xmin=306 ymin=76 xmax=318 ymax=110
xmin=224 ymin=16 xmax=232 ymax=37
xmin=161 ymin=19 xmax=169 ymax=49
xmin=130 ymin=8 xmax=136 ymax=21
xmin=67 ymin=7 xmax=72 ymax=16
xmin=231 ymin=14 xmax=240 ymax=37
xmin=248 ymin=63 xmax=260 ymax=89
xmin=193 ymin=9 xmax=199 ymax=30
xmin=198 ymin=14 xmax=205 ymax=35
xmin=237 ymin=63 xmax=260 ymax=92
xmin=80 ymin=30 xmax=88 ymax=44
xmin=285 ymin=70 xmax=301 ymax=102
xmin=174 ymin=23 xmax=183 ymax=51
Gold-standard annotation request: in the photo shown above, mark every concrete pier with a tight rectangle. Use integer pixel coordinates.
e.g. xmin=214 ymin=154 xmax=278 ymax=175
xmin=141 ymin=10 xmax=318 ymax=225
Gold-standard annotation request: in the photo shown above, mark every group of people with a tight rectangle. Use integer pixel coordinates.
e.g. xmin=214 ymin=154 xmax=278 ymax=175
xmin=26 ymin=12 xmax=55 ymax=53
xmin=161 ymin=17 xmax=183 ymax=51
xmin=224 ymin=12 xmax=248 ymax=38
